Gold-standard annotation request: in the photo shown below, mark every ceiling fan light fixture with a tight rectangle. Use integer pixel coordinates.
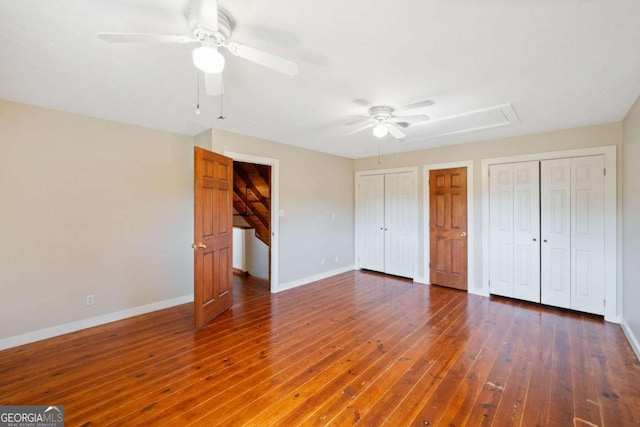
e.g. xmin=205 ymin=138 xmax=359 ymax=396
xmin=372 ymin=123 xmax=389 ymax=138
xmin=192 ymin=45 xmax=225 ymax=74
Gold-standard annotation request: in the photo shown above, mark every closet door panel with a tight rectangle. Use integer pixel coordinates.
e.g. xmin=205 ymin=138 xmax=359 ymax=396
xmin=571 ymin=155 xmax=605 ymax=315
xmin=489 ymin=164 xmax=515 ymax=298
xmin=356 ymin=175 xmax=385 ymax=272
xmin=384 ymin=172 xmax=416 ymax=278
xmin=513 ymin=162 xmax=541 ymax=303
xmin=541 ymin=159 xmax=571 ymax=309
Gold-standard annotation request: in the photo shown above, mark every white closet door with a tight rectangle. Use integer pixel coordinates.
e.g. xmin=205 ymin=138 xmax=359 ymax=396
xmin=489 ymin=164 xmax=515 ymax=298
xmin=541 ymin=159 xmax=571 ymax=309
xmin=356 ymin=175 xmax=385 ymax=272
xmin=384 ymin=172 xmax=416 ymax=278
xmin=513 ymin=162 xmax=541 ymax=303
xmin=489 ymin=162 xmax=539 ymax=301
xmin=571 ymin=155 xmax=605 ymax=315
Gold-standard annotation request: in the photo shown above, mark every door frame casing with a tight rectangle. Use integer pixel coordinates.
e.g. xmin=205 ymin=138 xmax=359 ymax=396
xmin=422 ymin=161 xmax=475 ymax=292
xmin=224 ymin=151 xmax=280 ymax=293
xmin=481 ymin=145 xmax=618 ymax=322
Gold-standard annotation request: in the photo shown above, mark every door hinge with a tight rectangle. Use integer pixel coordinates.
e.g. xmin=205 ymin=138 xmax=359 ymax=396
xmin=603 ymin=168 xmax=606 ymax=176
xmin=604 ymin=299 xmax=606 ymax=307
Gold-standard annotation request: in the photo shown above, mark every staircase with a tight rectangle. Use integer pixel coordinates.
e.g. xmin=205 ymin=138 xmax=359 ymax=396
xmin=233 ymin=162 xmax=271 ymax=246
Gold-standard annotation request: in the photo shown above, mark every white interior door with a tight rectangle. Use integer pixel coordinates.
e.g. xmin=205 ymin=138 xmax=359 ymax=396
xmin=384 ymin=172 xmax=417 ymax=278
xmin=356 ymin=174 xmax=384 ymax=272
xmin=571 ymin=155 xmax=605 ymax=315
xmin=541 ymin=159 xmax=572 ymax=309
xmin=513 ymin=162 xmax=540 ymax=303
xmin=489 ymin=164 xmax=515 ymax=298
xmin=489 ymin=162 xmax=539 ymax=301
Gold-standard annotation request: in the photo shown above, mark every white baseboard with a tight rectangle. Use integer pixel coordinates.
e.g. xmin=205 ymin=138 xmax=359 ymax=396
xmin=469 ymin=287 xmax=489 ymax=297
xmin=621 ymin=320 xmax=640 ymax=363
xmin=413 ymin=276 xmax=430 ymax=285
xmin=275 ymin=265 xmax=355 ymax=293
xmin=0 ymin=294 xmax=194 ymax=351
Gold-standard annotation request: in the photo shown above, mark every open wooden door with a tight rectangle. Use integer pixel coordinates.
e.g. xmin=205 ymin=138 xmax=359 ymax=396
xmin=194 ymin=147 xmax=233 ymax=330
xmin=429 ymin=167 xmax=468 ymax=290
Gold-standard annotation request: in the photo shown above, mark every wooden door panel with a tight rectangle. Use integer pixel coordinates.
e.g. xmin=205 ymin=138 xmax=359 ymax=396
xmin=435 ymin=194 xmax=445 ymax=227
xmin=194 ymin=147 xmax=233 ymax=330
xmin=430 ymin=167 xmax=467 ymax=290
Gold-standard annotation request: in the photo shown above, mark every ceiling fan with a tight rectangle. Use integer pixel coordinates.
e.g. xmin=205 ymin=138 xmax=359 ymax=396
xmin=98 ymin=0 xmax=299 ymax=96
xmin=346 ymin=100 xmax=434 ymax=140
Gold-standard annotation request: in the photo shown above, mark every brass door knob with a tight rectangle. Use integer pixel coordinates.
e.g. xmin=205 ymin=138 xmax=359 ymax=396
xmin=191 ymin=243 xmax=207 ymax=249
xmin=460 ymin=232 xmax=467 ymax=237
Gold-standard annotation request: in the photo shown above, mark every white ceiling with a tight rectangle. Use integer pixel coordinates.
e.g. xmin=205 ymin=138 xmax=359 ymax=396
xmin=1 ymin=0 xmax=640 ymax=159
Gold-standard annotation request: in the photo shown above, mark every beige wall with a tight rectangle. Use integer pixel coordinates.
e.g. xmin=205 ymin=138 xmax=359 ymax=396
xmin=0 ymin=100 xmax=355 ymax=345
xmin=206 ymin=129 xmax=355 ymax=285
xmin=622 ymin=95 xmax=640 ymax=356
xmin=3 ymin=94 xmax=631 ymax=351
xmin=0 ymin=99 xmax=195 ymax=341
xmin=355 ymin=123 xmax=623 ymax=293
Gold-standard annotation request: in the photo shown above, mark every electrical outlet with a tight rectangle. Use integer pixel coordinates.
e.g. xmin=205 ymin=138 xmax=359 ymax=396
xmin=335 ymin=256 xmax=339 ymax=262
xmin=320 ymin=258 xmax=325 ymax=265
xmin=86 ymin=295 xmax=95 ymax=306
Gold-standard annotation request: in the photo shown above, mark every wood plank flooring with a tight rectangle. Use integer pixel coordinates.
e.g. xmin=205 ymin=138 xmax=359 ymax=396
xmin=1 ymin=271 xmax=639 ymax=426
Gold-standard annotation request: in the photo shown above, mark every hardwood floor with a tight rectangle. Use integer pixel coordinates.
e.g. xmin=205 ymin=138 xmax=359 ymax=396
xmin=1 ymin=271 xmax=639 ymax=426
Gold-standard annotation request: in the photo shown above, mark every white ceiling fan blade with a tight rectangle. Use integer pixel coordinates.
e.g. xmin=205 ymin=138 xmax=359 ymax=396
xmin=387 ymin=123 xmax=407 ymax=140
xmin=345 ymin=123 xmax=374 ymax=136
xmin=391 ymin=114 xmax=430 ymax=125
xmin=98 ymin=32 xmax=195 ymax=44
xmin=226 ymin=42 xmax=299 ymax=76
xmin=204 ymin=72 xmax=224 ymax=96
xmin=352 ymin=99 xmax=371 ymax=107
xmin=346 ymin=116 xmax=372 ymax=126
xmin=395 ymin=100 xmax=434 ymax=113
xmin=191 ymin=0 xmax=219 ymax=32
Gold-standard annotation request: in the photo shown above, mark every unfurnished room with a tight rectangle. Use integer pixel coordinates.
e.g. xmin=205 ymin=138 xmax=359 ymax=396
xmin=1 ymin=0 xmax=640 ymax=425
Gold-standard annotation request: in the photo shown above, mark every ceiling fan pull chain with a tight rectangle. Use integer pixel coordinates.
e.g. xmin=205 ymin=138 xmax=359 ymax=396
xmin=195 ymin=70 xmax=201 ymax=115
xmin=217 ymin=90 xmax=226 ymax=120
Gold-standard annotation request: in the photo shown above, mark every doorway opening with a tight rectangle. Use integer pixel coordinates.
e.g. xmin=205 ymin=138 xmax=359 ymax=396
xmin=225 ymin=151 xmax=280 ymax=293
xmin=232 ymin=161 xmax=271 ymax=295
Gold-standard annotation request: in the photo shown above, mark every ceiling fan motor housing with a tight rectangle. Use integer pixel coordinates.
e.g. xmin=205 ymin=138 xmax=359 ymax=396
xmin=368 ymin=106 xmax=394 ymax=121
xmin=185 ymin=6 xmax=233 ymax=45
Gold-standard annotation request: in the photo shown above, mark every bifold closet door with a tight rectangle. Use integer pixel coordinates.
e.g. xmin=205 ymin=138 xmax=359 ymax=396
xmin=355 ymin=174 xmax=385 ymax=272
xmin=541 ymin=155 xmax=605 ymax=315
xmin=570 ymin=156 xmax=605 ymax=314
xmin=489 ymin=162 xmax=540 ymax=302
xmin=540 ymin=159 xmax=572 ymax=309
xmin=384 ymin=172 xmax=416 ymax=278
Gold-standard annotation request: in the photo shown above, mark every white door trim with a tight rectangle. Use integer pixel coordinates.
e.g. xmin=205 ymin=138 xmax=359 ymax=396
xmin=422 ymin=161 xmax=475 ymax=293
xmin=356 ymin=166 xmax=418 ymax=177
xmin=224 ymin=151 xmax=280 ymax=293
xmin=481 ymin=145 xmax=618 ymax=322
